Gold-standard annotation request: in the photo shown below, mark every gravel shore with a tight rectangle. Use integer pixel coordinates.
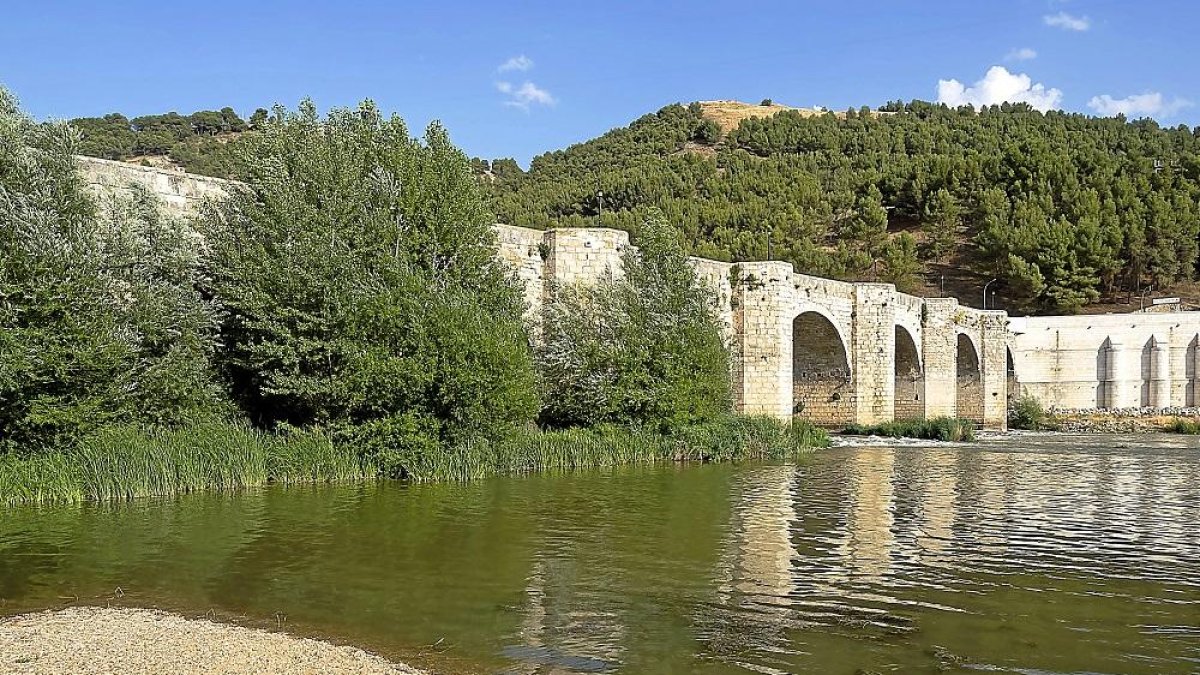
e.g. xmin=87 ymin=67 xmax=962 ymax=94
xmin=0 ymin=606 xmax=423 ymax=674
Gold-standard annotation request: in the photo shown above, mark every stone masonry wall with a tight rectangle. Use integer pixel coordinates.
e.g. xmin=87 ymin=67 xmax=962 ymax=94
xmin=920 ymin=299 xmax=960 ymax=418
xmin=1009 ymin=313 xmax=1200 ymax=410
xmin=493 ymin=224 xmax=547 ymax=326
xmin=955 ymin=331 xmax=986 ymax=425
xmin=851 ymin=284 xmax=898 ymax=425
xmin=893 ymin=326 xmax=924 ymax=420
xmin=79 ymin=156 xmax=232 ymax=216
xmin=978 ymin=311 xmax=1010 ymax=428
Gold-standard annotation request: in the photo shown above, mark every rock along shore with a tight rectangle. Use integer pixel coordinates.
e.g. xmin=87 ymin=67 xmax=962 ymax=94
xmin=0 ymin=606 xmax=423 ymax=675
xmin=1041 ymin=407 xmax=1200 ymax=433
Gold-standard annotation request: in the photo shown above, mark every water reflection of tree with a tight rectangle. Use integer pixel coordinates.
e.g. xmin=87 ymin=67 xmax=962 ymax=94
xmin=510 ymin=465 xmax=733 ymax=674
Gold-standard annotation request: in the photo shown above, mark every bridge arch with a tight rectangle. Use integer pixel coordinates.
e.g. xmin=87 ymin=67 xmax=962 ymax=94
xmin=792 ymin=310 xmax=852 ymax=425
xmin=956 ymin=333 xmax=984 ymax=424
xmin=894 ymin=325 xmax=924 ymax=420
xmin=1006 ymin=346 xmax=1021 ymax=406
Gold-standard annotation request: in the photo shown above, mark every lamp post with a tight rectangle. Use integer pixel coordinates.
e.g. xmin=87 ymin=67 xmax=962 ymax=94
xmin=597 ymin=190 xmax=604 ymax=223
xmin=983 ymin=278 xmax=998 ymax=309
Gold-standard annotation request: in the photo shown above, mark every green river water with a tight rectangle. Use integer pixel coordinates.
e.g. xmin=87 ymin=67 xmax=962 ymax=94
xmin=2 ymin=434 xmax=1198 ymax=674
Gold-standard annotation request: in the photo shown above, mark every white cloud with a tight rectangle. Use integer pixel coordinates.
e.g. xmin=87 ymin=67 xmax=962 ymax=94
xmin=1005 ymin=47 xmax=1038 ymax=61
xmin=498 ymin=55 xmax=533 ymax=72
xmin=496 ymin=80 xmax=556 ymax=110
xmin=1088 ymin=92 xmax=1192 ymax=118
xmin=1043 ymin=12 xmax=1090 ymax=31
xmin=937 ymin=66 xmax=1063 ymax=111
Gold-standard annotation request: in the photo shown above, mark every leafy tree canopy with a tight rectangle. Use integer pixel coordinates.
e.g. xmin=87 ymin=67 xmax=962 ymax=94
xmin=537 ymin=212 xmax=733 ymax=431
xmin=0 ymin=88 xmax=225 ymax=450
xmin=201 ymin=100 xmax=539 ymax=473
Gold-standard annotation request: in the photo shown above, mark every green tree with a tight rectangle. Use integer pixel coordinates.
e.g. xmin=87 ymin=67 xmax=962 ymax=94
xmin=880 ymin=232 xmax=922 ymax=290
xmin=0 ymin=88 xmax=224 ymax=451
xmin=249 ymin=108 xmax=269 ymax=129
xmin=201 ymin=100 xmax=538 ymax=470
xmin=71 ymin=113 xmax=136 ymax=159
xmin=537 ymin=213 xmax=732 ymax=431
xmin=693 ymin=118 xmax=721 ymax=144
xmin=922 ymin=188 xmax=960 ymax=260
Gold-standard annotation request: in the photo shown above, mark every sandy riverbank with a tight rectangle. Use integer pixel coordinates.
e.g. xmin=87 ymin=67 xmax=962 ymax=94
xmin=0 ymin=606 xmax=423 ymax=674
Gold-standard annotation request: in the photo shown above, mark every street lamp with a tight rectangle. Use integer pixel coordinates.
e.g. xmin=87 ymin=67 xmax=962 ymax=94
xmin=597 ymin=190 xmax=604 ymax=222
xmin=983 ymin=278 xmax=998 ymax=309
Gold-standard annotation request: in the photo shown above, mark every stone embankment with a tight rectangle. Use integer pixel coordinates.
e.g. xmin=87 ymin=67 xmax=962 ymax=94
xmin=1044 ymin=408 xmax=1200 ymax=433
xmin=0 ymin=607 xmax=422 ymax=675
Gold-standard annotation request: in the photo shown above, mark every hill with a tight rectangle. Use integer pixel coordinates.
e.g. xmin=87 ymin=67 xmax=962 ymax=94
xmin=479 ymin=100 xmax=1200 ymax=313
xmin=68 ymin=99 xmax=1200 ymax=314
xmin=69 ymin=107 xmax=264 ymax=177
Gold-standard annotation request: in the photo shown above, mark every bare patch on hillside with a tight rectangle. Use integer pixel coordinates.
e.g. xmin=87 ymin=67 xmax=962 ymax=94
xmin=697 ymin=100 xmax=829 ymax=134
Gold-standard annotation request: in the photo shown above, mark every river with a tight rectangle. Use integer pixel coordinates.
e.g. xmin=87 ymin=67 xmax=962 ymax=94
xmin=2 ymin=434 xmax=1198 ymax=673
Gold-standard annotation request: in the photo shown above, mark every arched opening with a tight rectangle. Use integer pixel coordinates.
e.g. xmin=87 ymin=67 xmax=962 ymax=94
xmin=956 ymin=333 xmax=984 ymax=424
xmin=1096 ymin=338 xmax=1112 ymax=408
xmin=792 ymin=312 xmax=852 ymax=425
xmin=1140 ymin=337 xmax=1155 ymax=407
xmin=894 ymin=326 xmax=924 ymax=420
xmin=1006 ymin=347 xmax=1021 ymax=406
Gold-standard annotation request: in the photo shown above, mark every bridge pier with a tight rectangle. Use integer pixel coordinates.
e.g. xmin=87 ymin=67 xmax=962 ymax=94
xmin=850 ymin=284 xmax=896 ymax=425
xmin=921 ymin=299 xmax=960 ymax=419
xmin=729 ymin=261 xmax=794 ymax=418
xmin=979 ymin=312 xmax=1009 ymax=430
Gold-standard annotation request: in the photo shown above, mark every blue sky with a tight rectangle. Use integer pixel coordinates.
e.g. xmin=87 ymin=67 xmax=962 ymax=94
xmin=2 ymin=0 xmax=1196 ymax=164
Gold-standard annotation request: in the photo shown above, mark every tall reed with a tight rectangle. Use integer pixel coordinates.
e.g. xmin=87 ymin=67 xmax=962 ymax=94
xmin=2 ymin=416 xmax=830 ymax=503
xmin=389 ymin=416 xmax=830 ymax=483
xmin=1 ymin=422 xmax=371 ymax=506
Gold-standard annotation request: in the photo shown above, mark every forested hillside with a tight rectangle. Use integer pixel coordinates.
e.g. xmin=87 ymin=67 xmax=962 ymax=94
xmin=70 ymin=99 xmax=1200 ymax=313
xmin=482 ymin=101 xmax=1200 ymax=312
xmin=69 ymin=106 xmax=265 ymax=177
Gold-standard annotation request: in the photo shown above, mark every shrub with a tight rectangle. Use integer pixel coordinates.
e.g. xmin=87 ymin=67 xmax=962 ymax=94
xmin=1165 ymin=418 xmax=1200 ymax=434
xmin=693 ymin=119 xmax=721 ymax=144
xmin=0 ymin=87 xmax=225 ymax=452
xmin=1010 ymin=394 xmax=1055 ymax=430
xmin=843 ymin=417 xmax=975 ymax=442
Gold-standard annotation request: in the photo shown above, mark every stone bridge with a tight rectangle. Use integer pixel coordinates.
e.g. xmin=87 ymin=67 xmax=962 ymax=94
xmin=495 ymin=225 xmax=1009 ymax=429
xmin=80 ymin=156 xmax=1200 ymax=430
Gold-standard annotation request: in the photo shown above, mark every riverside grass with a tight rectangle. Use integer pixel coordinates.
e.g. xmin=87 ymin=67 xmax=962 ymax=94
xmin=398 ymin=417 xmax=830 ymax=482
xmin=1 ymin=423 xmax=371 ymax=506
xmin=1 ymin=417 xmax=828 ymax=505
xmin=842 ymin=417 xmax=976 ymax=442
